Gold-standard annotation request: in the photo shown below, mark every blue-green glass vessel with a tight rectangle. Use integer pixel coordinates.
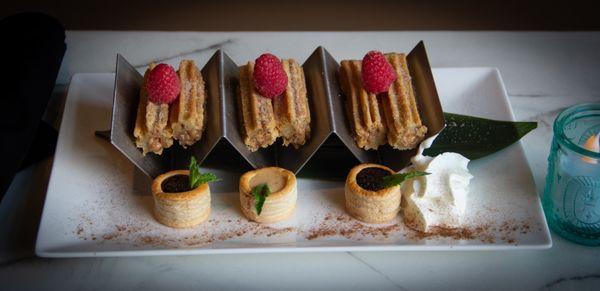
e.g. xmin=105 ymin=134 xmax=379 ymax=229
xmin=543 ymin=103 xmax=600 ymax=246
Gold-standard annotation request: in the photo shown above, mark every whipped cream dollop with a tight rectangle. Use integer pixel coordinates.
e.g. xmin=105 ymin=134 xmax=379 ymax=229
xmin=401 ymin=135 xmax=473 ymax=232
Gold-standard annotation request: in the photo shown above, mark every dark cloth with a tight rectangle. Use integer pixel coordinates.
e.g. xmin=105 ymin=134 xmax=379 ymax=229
xmin=0 ymin=13 xmax=66 ymax=202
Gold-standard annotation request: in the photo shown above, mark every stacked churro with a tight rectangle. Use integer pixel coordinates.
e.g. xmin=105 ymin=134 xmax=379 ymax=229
xmin=382 ymin=53 xmax=427 ymax=150
xmin=134 ymin=63 xmax=174 ymax=155
xmin=339 ymin=60 xmax=387 ymax=150
xmin=134 ymin=60 xmax=207 ymax=155
xmin=339 ymin=51 xmax=427 ymax=150
xmin=274 ymin=59 xmax=311 ymax=148
xmin=238 ymin=62 xmax=279 ymax=151
xmin=171 ymin=60 xmax=206 ymax=148
xmin=238 ymin=54 xmax=311 ymax=152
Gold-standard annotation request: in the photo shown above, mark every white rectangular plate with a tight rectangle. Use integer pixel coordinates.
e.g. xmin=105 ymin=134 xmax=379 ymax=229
xmin=36 ymin=68 xmax=551 ymax=257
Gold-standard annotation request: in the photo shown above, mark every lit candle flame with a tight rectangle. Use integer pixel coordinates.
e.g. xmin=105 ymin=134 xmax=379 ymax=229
xmin=582 ymin=133 xmax=599 ymax=164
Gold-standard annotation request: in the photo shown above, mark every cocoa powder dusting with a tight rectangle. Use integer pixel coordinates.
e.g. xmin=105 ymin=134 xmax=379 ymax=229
xmin=74 ymin=213 xmax=534 ymax=247
xmin=408 ymin=225 xmax=489 ymax=241
xmin=305 ymin=214 xmax=400 ymax=240
xmin=75 ymin=217 xmax=296 ymax=248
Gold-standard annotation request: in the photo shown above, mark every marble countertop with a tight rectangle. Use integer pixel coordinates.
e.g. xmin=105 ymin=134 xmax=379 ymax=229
xmin=1 ymin=31 xmax=600 ymax=290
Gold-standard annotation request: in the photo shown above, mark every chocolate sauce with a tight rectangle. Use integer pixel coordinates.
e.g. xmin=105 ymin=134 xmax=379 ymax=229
xmin=356 ymin=167 xmax=392 ymax=191
xmin=161 ymin=175 xmax=191 ymax=193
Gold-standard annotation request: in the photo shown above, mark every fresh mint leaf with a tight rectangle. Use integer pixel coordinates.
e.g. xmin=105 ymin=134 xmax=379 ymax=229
xmin=252 ymin=183 xmax=271 ymax=215
xmin=189 ymin=157 xmax=220 ymax=189
xmin=382 ymin=171 xmax=429 ymax=188
xmin=195 ymin=173 xmax=219 ymax=186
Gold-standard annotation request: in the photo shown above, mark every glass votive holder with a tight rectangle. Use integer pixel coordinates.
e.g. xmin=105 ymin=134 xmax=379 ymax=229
xmin=543 ymin=103 xmax=600 ymax=246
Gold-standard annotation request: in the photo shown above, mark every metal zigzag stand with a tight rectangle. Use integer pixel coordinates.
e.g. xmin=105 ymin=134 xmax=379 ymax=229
xmin=96 ymin=42 xmax=444 ymax=178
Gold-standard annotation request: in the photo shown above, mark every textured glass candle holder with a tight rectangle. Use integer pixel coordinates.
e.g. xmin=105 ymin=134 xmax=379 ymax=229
xmin=543 ymin=103 xmax=600 ymax=246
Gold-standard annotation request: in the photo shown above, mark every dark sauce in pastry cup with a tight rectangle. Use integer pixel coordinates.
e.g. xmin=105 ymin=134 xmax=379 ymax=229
xmin=151 ymin=170 xmax=211 ymax=228
xmin=345 ymin=163 xmax=401 ymax=223
xmin=356 ymin=167 xmax=394 ymax=192
xmin=161 ymin=174 xmax=192 ymax=193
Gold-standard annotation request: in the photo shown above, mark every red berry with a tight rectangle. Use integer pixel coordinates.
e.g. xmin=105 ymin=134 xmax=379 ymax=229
xmin=253 ymin=53 xmax=288 ymax=98
xmin=361 ymin=51 xmax=397 ymax=94
xmin=146 ymin=63 xmax=180 ymax=104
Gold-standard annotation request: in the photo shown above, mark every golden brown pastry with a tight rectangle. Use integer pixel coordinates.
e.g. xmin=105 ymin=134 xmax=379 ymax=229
xmin=170 ymin=60 xmax=206 ymax=147
xmin=273 ymin=59 xmax=311 ymax=148
xmin=345 ymin=163 xmax=401 ymax=223
xmin=238 ymin=62 xmax=279 ymax=151
xmin=152 ymin=170 xmax=211 ymax=228
xmin=133 ymin=63 xmax=173 ymax=155
xmin=382 ymin=53 xmax=427 ymax=150
xmin=239 ymin=167 xmax=297 ymax=223
xmin=339 ymin=60 xmax=387 ymax=150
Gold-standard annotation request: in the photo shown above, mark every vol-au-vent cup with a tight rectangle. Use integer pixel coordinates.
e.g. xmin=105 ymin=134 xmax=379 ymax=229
xmin=151 ymin=170 xmax=211 ymax=228
xmin=543 ymin=103 xmax=600 ymax=246
xmin=345 ymin=164 xmax=401 ymax=224
xmin=239 ymin=167 xmax=297 ymax=223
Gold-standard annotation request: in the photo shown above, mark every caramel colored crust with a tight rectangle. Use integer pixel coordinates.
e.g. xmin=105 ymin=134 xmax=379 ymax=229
xmin=238 ymin=62 xmax=279 ymax=151
xmin=382 ymin=53 xmax=427 ymax=150
xmin=274 ymin=59 xmax=311 ymax=148
xmin=345 ymin=163 xmax=401 ymax=223
xmin=171 ymin=60 xmax=206 ymax=147
xmin=339 ymin=60 xmax=387 ymax=150
xmin=133 ymin=63 xmax=173 ymax=155
xmin=239 ymin=167 xmax=297 ymax=223
xmin=152 ymin=170 xmax=211 ymax=228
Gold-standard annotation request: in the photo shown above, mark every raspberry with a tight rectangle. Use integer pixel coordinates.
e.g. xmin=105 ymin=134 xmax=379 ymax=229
xmin=146 ymin=63 xmax=181 ymax=104
xmin=253 ymin=53 xmax=288 ymax=98
xmin=361 ymin=51 xmax=397 ymax=94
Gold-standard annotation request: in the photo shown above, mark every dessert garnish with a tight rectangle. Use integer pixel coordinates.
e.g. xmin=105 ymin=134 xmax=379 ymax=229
xmin=424 ymin=113 xmax=537 ymax=159
xmin=253 ymin=53 xmax=288 ymax=98
xmin=239 ymin=54 xmax=310 ymax=151
xmin=252 ymin=183 xmax=271 ymax=215
xmin=159 ymin=155 xmax=217 ymax=193
xmin=355 ymin=167 xmax=426 ymax=191
xmin=146 ymin=63 xmax=181 ymax=104
xmin=382 ymin=171 xmax=429 ymax=188
xmin=361 ymin=50 xmax=397 ymax=94
xmin=171 ymin=60 xmax=207 ymax=147
xmin=151 ymin=157 xmax=217 ymax=228
xmin=239 ymin=167 xmax=297 ymax=223
xmin=189 ymin=156 xmax=219 ymax=188
xmin=339 ymin=52 xmax=427 ymax=150
xmin=401 ymin=135 xmax=473 ymax=232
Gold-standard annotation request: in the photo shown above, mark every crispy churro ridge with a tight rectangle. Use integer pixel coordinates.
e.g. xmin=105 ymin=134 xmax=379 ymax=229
xmin=382 ymin=53 xmax=427 ymax=149
xmin=238 ymin=62 xmax=279 ymax=151
xmin=274 ymin=59 xmax=311 ymax=148
xmin=339 ymin=60 xmax=387 ymax=150
xmin=171 ymin=60 xmax=206 ymax=148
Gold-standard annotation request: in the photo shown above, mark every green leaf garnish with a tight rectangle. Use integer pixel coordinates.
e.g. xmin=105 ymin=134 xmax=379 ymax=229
xmin=189 ymin=157 xmax=220 ymax=189
xmin=424 ymin=113 xmax=537 ymax=160
xmin=382 ymin=171 xmax=429 ymax=188
xmin=252 ymin=183 xmax=271 ymax=215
